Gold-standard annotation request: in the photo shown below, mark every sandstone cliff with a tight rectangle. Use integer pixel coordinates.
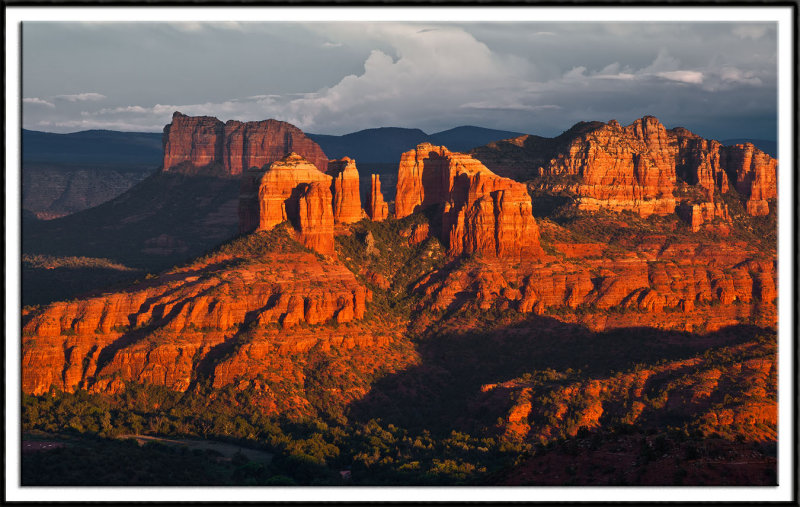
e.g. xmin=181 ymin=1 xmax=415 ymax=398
xmin=297 ymin=181 xmax=335 ymax=255
xmin=326 ymin=157 xmax=363 ymax=224
xmin=162 ymin=112 xmax=328 ymax=176
xmin=725 ymin=143 xmax=778 ymax=216
xmin=366 ymin=174 xmax=389 ymax=221
xmin=21 ymin=239 xmax=371 ymax=396
xmin=396 ymin=143 xmax=543 ymax=258
xmin=238 ymin=153 xmax=334 ymax=254
xmin=471 ymin=116 xmax=777 ymax=217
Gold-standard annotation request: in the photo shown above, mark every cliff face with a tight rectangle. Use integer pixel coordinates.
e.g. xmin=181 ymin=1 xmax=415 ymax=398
xmin=162 ymin=112 xmax=328 ymax=176
xmin=366 ymin=174 xmax=389 ymax=221
xmin=726 ymin=143 xmax=778 ymax=216
xmin=162 ymin=114 xmax=224 ymax=171
xmin=471 ymin=116 xmax=777 ymax=217
xmin=237 ymin=153 xmax=335 ymax=254
xmin=396 ymin=143 xmax=543 ymax=258
xmin=414 ymin=239 xmax=776 ymax=335
xmin=21 ymin=246 xmax=371 ymax=396
xmin=326 ymin=157 xmax=363 ymax=224
xmin=297 ymin=182 xmax=335 ymax=255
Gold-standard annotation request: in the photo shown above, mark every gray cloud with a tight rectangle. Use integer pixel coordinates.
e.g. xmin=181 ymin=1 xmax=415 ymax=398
xmin=21 ymin=21 xmax=777 ymax=141
xmin=53 ymin=92 xmax=107 ymax=102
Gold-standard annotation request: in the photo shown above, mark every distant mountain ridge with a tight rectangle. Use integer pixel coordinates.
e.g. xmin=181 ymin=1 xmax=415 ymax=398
xmin=23 ymin=125 xmax=525 ymax=168
xmin=22 ymin=129 xmax=163 ymax=167
xmin=308 ymin=125 xmax=523 ymax=163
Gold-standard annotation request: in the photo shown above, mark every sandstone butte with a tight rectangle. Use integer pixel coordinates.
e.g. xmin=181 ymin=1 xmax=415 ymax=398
xmin=395 ymin=143 xmax=543 ymax=258
xmin=471 ymin=116 xmax=777 ymax=218
xmin=326 ymin=157 xmax=363 ymax=224
xmin=162 ymin=111 xmax=329 ymax=176
xmin=239 ymin=153 xmax=335 ymax=255
xmin=366 ymin=174 xmax=389 ymax=221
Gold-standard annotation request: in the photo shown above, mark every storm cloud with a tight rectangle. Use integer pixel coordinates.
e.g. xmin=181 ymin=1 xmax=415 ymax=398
xmin=22 ymin=21 xmax=777 ymax=140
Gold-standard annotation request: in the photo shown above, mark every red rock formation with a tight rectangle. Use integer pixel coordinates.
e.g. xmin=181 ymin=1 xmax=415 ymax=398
xmin=471 ymin=116 xmax=778 ymax=217
xmin=255 ymin=153 xmax=332 ymax=230
xmin=413 ymin=238 xmax=776 ymax=333
xmin=673 ymin=129 xmax=730 ymax=200
xmin=677 ymin=201 xmax=731 ymax=232
xmin=395 ymin=144 xmax=451 ymax=218
xmin=366 ymin=174 xmax=389 ymax=221
xmin=21 ymin=250 xmax=371 ymax=395
xmin=481 ymin=339 xmax=776 ymax=446
xmin=162 ymin=112 xmax=328 ymax=176
xmin=162 ymin=112 xmax=224 ymax=171
xmin=297 ymin=181 xmax=335 ymax=255
xmin=726 ymin=143 xmax=778 ymax=216
xmin=396 ymin=143 xmax=543 ymax=258
xmin=403 ymin=222 xmax=430 ymax=246
xmin=326 ymin=157 xmax=363 ymax=224
xmin=547 ymin=117 xmax=679 ymax=217
xmin=238 ymin=153 xmax=335 ymax=254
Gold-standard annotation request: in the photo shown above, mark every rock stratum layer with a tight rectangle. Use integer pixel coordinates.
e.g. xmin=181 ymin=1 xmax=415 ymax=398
xmin=162 ymin=112 xmax=328 ymax=176
xmin=471 ymin=116 xmax=777 ymax=217
xmin=395 ymin=143 xmax=543 ymax=258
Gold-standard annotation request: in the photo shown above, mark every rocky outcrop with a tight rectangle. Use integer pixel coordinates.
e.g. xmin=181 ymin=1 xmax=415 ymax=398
xmin=413 ymin=237 xmax=776 ymax=333
xmin=326 ymin=157 xmax=363 ymax=224
xmin=366 ymin=174 xmax=389 ymax=221
xmin=676 ymin=201 xmax=731 ymax=232
xmin=237 ymin=153 xmax=334 ymax=254
xmin=481 ymin=339 xmax=776 ymax=445
xmin=726 ymin=143 xmax=778 ymax=216
xmin=162 ymin=114 xmax=224 ymax=171
xmin=297 ymin=182 xmax=335 ymax=255
xmin=162 ymin=112 xmax=328 ymax=176
xmin=471 ymin=116 xmax=778 ymax=217
xmin=396 ymin=143 xmax=543 ymax=258
xmin=548 ymin=117 xmax=680 ymax=217
xmin=21 ymin=249 xmax=372 ymax=395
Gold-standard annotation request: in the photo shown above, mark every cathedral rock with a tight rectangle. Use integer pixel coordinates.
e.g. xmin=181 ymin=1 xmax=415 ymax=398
xmin=239 ymin=153 xmax=335 ymax=255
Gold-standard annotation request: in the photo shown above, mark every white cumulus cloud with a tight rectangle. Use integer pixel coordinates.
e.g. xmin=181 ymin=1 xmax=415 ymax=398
xmin=655 ymin=70 xmax=704 ymax=85
xmin=23 ymin=97 xmax=55 ymax=108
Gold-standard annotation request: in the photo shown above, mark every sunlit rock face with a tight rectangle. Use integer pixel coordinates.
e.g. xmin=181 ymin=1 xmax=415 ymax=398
xmin=238 ymin=153 xmax=335 ymax=255
xmin=162 ymin=112 xmax=328 ymax=176
xmin=326 ymin=157 xmax=363 ymax=224
xmin=471 ymin=116 xmax=777 ymax=217
xmin=366 ymin=174 xmax=389 ymax=222
xmin=396 ymin=143 xmax=543 ymax=258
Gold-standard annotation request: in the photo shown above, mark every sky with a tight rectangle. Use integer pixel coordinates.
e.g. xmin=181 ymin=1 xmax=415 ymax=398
xmin=21 ymin=21 xmax=778 ymax=140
